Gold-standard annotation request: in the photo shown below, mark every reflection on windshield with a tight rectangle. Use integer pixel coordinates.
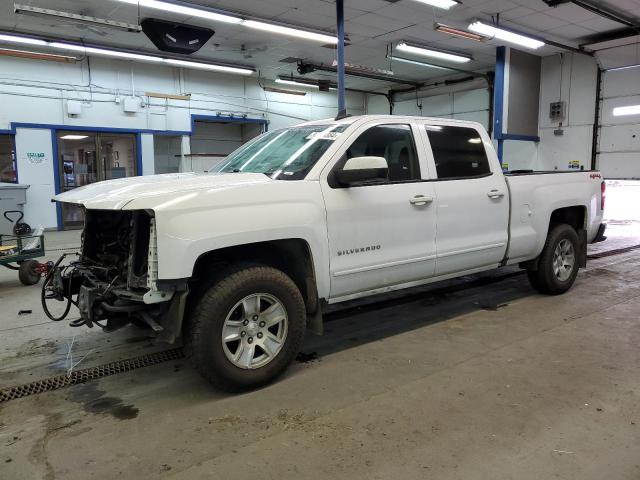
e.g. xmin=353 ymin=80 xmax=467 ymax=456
xmin=213 ymin=124 xmax=348 ymax=180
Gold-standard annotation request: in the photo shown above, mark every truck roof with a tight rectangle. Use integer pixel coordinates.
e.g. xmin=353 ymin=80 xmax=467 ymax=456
xmin=297 ymin=114 xmax=485 ymax=130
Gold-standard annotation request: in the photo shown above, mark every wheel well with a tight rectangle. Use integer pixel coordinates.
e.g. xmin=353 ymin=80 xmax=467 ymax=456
xmin=191 ymin=239 xmax=319 ymax=315
xmin=549 ymin=206 xmax=586 ymax=233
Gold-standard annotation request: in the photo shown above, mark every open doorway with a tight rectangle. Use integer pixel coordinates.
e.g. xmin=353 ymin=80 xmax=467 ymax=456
xmin=56 ymin=131 xmax=137 ymax=228
xmin=187 ymin=119 xmax=264 ymax=173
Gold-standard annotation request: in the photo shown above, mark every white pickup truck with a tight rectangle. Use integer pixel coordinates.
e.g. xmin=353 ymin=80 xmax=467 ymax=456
xmin=48 ymin=115 xmax=606 ymax=391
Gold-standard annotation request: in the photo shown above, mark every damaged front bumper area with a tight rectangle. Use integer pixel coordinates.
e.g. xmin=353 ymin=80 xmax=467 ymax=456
xmin=43 ymin=208 xmax=187 ymax=341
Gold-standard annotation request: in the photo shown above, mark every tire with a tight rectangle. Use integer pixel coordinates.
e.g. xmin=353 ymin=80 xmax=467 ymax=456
xmin=527 ymin=224 xmax=580 ymax=295
xmin=185 ymin=264 xmax=306 ymax=392
xmin=18 ymin=260 xmax=41 ymax=286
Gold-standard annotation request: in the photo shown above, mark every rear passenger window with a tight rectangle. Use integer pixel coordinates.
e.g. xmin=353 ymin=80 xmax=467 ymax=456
xmin=425 ymin=126 xmax=491 ymax=179
xmin=346 ymin=124 xmax=420 ymax=182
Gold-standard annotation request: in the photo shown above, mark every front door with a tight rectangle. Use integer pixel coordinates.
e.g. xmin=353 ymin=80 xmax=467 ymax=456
xmin=57 ymin=131 xmax=137 ymax=228
xmin=320 ymin=122 xmax=438 ymax=300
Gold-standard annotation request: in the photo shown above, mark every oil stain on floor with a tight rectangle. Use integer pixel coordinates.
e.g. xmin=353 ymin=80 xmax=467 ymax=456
xmin=67 ymin=382 xmax=139 ymax=420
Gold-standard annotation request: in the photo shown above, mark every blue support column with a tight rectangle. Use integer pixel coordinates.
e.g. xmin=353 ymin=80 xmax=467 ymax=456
xmin=336 ymin=0 xmax=346 ymax=117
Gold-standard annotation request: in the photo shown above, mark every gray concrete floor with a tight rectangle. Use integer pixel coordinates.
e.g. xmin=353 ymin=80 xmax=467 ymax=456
xmin=0 ymin=184 xmax=639 ymax=479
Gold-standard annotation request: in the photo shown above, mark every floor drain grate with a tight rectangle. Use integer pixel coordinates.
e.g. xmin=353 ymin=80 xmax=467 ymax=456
xmin=0 ymin=347 xmax=185 ymax=403
xmin=587 ymin=243 xmax=640 ymax=259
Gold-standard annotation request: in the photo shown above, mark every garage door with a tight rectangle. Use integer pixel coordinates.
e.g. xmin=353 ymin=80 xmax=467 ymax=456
xmin=596 ymin=60 xmax=640 ymax=179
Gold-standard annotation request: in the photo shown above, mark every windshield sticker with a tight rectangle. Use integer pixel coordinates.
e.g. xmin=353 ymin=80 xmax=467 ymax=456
xmin=306 ymin=131 xmax=343 ymax=141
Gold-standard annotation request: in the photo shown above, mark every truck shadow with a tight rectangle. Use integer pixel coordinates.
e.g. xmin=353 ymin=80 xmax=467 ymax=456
xmin=298 ymin=269 xmax=532 ymax=360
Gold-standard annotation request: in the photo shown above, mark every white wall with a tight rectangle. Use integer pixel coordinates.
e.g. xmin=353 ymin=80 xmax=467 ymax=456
xmin=537 ymin=53 xmax=598 ymax=171
xmin=0 ymin=55 xmax=365 ymax=228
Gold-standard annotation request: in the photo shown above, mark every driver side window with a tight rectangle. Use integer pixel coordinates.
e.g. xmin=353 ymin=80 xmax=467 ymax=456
xmin=345 ymin=124 xmax=421 ymax=183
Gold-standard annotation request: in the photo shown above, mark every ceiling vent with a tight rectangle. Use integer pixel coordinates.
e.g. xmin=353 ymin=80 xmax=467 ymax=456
xmin=141 ymin=18 xmax=214 ymax=54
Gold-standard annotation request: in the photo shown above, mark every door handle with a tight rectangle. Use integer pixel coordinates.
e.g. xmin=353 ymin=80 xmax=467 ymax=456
xmin=487 ymin=189 xmax=505 ymax=199
xmin=410 ymin=195 xmax=433 ymax=206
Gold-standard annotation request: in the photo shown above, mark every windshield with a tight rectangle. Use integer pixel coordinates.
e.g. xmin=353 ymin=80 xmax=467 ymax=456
xmin=213 ymin=124 xmax=348 ymax=180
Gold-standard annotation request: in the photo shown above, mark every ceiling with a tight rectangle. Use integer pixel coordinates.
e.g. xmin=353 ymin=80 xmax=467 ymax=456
xmin=1 ymin=0 xmax=639 ymax=90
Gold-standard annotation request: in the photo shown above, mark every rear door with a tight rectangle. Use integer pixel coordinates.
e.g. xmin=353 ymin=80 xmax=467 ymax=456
xmin=320 ymin=121 xmax=438 ymax=300
xmin=419 ymin=123 xmax=509 ymax=276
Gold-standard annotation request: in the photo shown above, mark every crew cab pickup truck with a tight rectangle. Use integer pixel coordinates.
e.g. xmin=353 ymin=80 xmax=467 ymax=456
xmin=48 ymin=115 xmax=606 ymax=391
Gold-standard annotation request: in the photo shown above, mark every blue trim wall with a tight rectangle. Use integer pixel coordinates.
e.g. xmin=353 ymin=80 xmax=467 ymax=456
xmin=135 ymin=133 xmax=143 ymax=176
xmin=50 ymin=130 xmax=63 ymax=231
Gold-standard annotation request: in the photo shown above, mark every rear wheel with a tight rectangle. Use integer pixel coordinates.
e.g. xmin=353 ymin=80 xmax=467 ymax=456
xmin=527 ymin=224 xmax=580 ymax=295
xmin=185 ymin=265 xmax=306 ymax=392
xmin=18 ymin=260 xmax=41 ymax=286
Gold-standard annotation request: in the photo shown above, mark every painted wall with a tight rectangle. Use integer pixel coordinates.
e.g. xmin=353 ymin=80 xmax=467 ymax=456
xmin=0 ymin=54 xmax=365 ymax=228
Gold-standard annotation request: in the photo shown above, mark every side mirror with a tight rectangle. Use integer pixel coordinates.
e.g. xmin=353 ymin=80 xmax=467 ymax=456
xmin=335 ymin=156 xmax=388 ymax=186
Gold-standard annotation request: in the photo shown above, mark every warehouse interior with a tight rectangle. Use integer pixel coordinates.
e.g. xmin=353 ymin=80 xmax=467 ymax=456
xmin=0 ymin=0 xmax=639 ymax=478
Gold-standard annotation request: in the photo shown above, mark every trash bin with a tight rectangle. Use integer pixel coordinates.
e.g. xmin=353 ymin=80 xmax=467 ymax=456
xmin=0 ymin=183 xmax=30 ymax=236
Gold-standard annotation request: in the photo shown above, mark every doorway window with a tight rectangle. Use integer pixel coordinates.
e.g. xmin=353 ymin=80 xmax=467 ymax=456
xmin=0 ymin=135 xmax=17 ymax=183
xmin=56 ymin=131 xmax=137 ymax=228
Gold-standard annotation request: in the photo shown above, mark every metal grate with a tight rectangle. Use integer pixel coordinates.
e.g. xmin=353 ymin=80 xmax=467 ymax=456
xmin=0 ymin=348 xmax=184 ymax=403
xmin=587 ymin=244 xmax=640 ymax=259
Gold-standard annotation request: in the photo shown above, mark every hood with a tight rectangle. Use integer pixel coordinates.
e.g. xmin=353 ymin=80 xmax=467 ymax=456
xmin=53 ymin=172 xmax=271 ymax=210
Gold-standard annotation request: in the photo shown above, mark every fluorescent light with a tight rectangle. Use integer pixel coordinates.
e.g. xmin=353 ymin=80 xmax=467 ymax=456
xmin=164 ymin=58 xmax=253 ymax=75
xmin=410 ymin=0 xmax=459 ymax=10
xmin=14 ymin=4 xmax=142 ymax=33
xmin=613 ymin=105 xmax=640 ymax=116
xmin=468 ymin=21 xmax=544 ymax=49
xmin=50 ymin=42 xmax=163 ymax=62
xmin=276 ymin=78 xmax=319 ymax=89
xmin=606 ymin=63 xmax=640 ymax=73
xmin=0 ymin=33 xmax=47 ymax=46
xmin=434 ymin=23 xmax=485 ymax=42
xmin=115 ymin=0 xmax=242 ymax=24
xmin=396 ymin=42 xmax=471 ymax=63
xmin=0 ymin=47 xmax=77 ymax=63
xmin=60 ymin=135 xmax=89 ymax=140
xmin=243 ymin=20 xmax=337 ymax=44
xmin=387 ymin=54 xmax=451 ymax=70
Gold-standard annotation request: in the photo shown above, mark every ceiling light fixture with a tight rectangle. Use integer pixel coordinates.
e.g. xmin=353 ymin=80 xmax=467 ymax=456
xmin=0 ymin=33 xmax=47 ymax=46
xmin=164 ymin=58 xmax=253 ymax=75
xmin=606 ymin=63 xmax=640 ymax=73
xmin=49 ymin=42 xmax=164 ymax=62
xmin=242 ymin=20 xmax=337 ymax=44
xmin=468 ymin=21 xmax=544 ymax=49
xmin=396 ymin=41 xmax=472 ymax=63
xmin=387 ymin=54 xmax=452 ymax=70
xmin=115 ymin=0 xmax=242 ymax=24
xmin=60 ymin=135 xmax=89 ymax=140
xmin=276 ymin=78 xmax=320 ymax=89
xmin=0 ymin=47 xmax=77 ymax=63
xmin=114 ymin=0 xmax=337 ymax=43
xmin=409 ymin=0 xmax=460 ymax=10
xmin=613 ymin=105 xmax=640 ymax=116
xmin=14 ymin=4 xmax=142 ymax=33
xmin=434 ymin=23 xmax=485 ymax=42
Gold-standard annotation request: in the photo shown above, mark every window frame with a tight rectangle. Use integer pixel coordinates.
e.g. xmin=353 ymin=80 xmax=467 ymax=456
xmin=0 ymin=134 xmax=17 ymax=184
xmin=326 ymin=121 xmax=427 ymax=189
xmin=419 ymin=123 xmax=495 ymax=182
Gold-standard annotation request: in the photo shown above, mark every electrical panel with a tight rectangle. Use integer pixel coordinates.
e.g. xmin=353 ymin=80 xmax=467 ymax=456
xmin=549 ymin=101 xmax=566 ymax=121
xmin=66 ymin=100 xmax=82 ymax=116
xmin=123 ymin=97 xmax=141 ymax=113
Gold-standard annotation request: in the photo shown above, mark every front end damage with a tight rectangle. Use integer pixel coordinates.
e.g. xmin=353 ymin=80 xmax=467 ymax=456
xmin=43 ymin=209 xmax=187 ymax=342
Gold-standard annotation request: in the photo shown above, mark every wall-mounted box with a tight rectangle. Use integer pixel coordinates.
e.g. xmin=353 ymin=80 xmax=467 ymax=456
xmin=549 ymin=101 xmax=566 ymax=121
xmin=66 ymin=100 xmax=82 ymax=116
xmin=123 ymin=97 xmax=141 ymax=113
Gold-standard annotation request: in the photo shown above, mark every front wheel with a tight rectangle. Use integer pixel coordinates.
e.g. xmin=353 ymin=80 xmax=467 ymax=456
xmin=527 ymin=224 xmax=580 ymax=295
xmin=185 ymin=265 xmax=306 ymax=392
